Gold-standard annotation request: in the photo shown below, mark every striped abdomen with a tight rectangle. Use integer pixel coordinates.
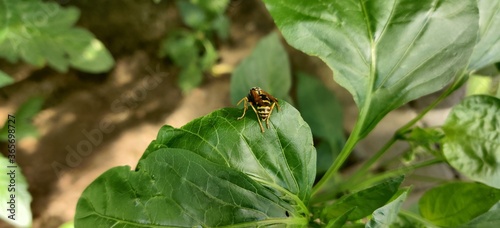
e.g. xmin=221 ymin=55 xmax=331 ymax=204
xmin=257 ymin=105 xmax=271 ymax=120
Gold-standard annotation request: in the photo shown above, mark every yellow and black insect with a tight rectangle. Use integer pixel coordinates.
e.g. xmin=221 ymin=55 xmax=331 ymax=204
xmin=237 ymin=87 xmax=280 ymax=132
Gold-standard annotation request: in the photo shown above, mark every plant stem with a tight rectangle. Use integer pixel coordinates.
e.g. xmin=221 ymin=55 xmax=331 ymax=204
xmin=399 ymin=210 xmax=439 ymax=228
xmin=350 ymin=158 xmax=443 ymax=190
xmin=311 ymin=120 xmax=363 ymax=197
xmin=346 ymin=74 xmax=467 ymax=190
xmin=349 ymin=136 xmax=398 ymax=183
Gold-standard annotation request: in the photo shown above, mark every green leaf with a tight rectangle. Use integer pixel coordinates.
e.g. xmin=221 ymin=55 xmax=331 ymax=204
xmin=200 ymin=38 xmax=218 ymax=71
xmin=58 ymin=220 xmax=74 ymax=228
xmin=325 ymin=207 xmax=356 ymax=228
xmin=366 ymin=189 xmax=409 ymax=228
xmin=230 ymin=32 xmax=291 ymax=105
xmin=178 ymin=63 xmax=203 ymax=93
xmin=460 ymin=203 xmax=500 ymax=228
xmin=0 ymin=0 xmax=114 ymax=73
xmin=159 ymin=31 xmax=199 ymax=67
xmin=192 ymin=0 xmax=230 ymax=14
xmin=403 ymin=127 xmax=443 ymax=158
xmin=419 ymin=182 xmax=500 ymax=227
xmin=322 ymin=176 xmax=404 ymax=222
xmin=468 ymin=0 xmax=500 ymax=71
xmin=0 ymin=70 xmax=14 ymax=88
xmin=0 ymin=97 xmax=44 ymax=141
xmin=466 ymin=74 xmax=500 ymax=97
xmin=212 ymin=14 xmax=230 ymax=40
xmin=465 ymin=213 xmax=500 ymax=228
xmin=0 ymin=154 xmax=32 ymax=227
xmin=264 ymin=0 xmax=479 ymax=138
xmin=297 ymin=73 xmax=345 ymax=163
xmin=442 ymin=95 xmax=500 ymax=188
xmin=315 ymin=141 xmax=334 ymax=175
xmin=76 ymin=101 xmax=316 ymax=227
xmin=177 ymin=0 xmax=208 ymax=30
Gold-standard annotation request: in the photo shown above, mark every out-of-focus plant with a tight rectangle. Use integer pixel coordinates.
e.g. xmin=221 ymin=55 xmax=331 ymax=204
xmin=0 ymin=0 xmax=114 ymax=88
xmin=158 ymin=0 xmax=230 ymax=93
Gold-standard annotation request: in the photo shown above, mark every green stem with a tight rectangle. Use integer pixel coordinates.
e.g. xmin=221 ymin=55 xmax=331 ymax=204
xmin=349 ymin=136 xmax=397 ymax=183
xmin=346 ymin=74 xmax=467 ymax=189
xmin=399 ymin=210 xmax=439 ymax=228
xmin=311 ymin=119 xmax=363 ymax=197
xmin=350 ymin=158 xmax=443 ymax=190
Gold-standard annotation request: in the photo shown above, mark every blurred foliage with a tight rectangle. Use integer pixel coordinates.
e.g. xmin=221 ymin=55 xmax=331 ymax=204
xmin=159 ymin=0 xmax=229 ymax=93
xmin=0 ymin=0 xmax=114 ymax=88
xmin=0 ymin=154 xmax=32 ymax=227
xmin=0 ymin=97 xmax=44 ymax=141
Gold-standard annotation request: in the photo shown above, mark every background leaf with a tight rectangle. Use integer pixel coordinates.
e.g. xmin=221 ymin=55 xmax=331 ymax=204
xmin=297 ymin=73 xmax=345 ymax=173
xmin=76 ymin=101 xmax=316 ymax=226
xmin=468 ymin=0 xmax=500 ymax=71
xmin=264 ymin=0 xmax=479 ymax=138
xmin=230 ymin=32 xmax=291 ymax=105
xmin=0 ymin=154 xmax=32 ymax=227
xmin=0 ymin=70 xmax=14 ymax=88
xmin=0 ymin=97 xmax=44 ymax=141
xmin=321 ymin=176 xmax=404 ymax=222
xmin=442 ymin=95 xmax=500 ymax=188
xmin=419 ymin=182 xmax=500 ymax=227
xmin=0 ymin=0 xmax=114 ymax=73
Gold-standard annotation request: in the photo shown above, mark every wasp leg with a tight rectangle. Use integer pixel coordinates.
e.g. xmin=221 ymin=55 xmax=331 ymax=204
xmin=237 ymin=97 xmax=248 ymax=120
xmin=275 ymin=101 xmax=281 ymax=112
xmin=248 ymin=103 xmax=265 ymax=132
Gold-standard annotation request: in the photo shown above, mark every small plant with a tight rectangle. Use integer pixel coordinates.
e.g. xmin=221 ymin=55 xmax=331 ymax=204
xmin=0 ymin=0 xmax=114 ymax=87
xmin=75 ymin=1 xmax=500 ymax=227
xmin=158 ymin=0 xmax=230 ymax=93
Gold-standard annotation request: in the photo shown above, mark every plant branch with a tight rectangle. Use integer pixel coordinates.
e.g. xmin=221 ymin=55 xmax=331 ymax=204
xmin=399 ymin=210 xmax=439 ymax=228
xmin=350 ymin=158 xmax=443 ymax=190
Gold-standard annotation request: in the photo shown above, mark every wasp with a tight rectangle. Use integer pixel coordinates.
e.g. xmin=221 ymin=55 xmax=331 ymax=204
xmin=237 ymin=87 xmax=281 ymax=132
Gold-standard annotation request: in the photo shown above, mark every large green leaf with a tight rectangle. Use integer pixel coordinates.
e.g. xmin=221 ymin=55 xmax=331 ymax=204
xmin=76 ymin=101 xmax=316 ymax=227
xmin=442 ymin=95 xmax=500 ymax=189
xmin=419 ymin=182 xmax=500 ymax=227
xmin=0 ymin=0 xmax=114 ymax=73
xmin=321 ymin=176 xmax=404 ymax=222
xmin=0 ymin=154 xmax=32 ymax=227
xmin=264 ymin=0 xmax=479 ymax=138
xmin=468 ymin=0 xmax=500 ymax=71
xmin=230 ymin=32 xmax=291 ymax=105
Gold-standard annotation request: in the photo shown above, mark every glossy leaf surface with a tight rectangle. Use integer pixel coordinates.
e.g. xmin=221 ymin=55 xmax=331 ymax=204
xmin=76 ymin=101 xmax=316 ymax=227
xmin=264 ymin=0 xmax=479 ymax=138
